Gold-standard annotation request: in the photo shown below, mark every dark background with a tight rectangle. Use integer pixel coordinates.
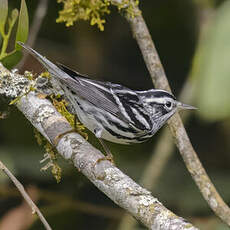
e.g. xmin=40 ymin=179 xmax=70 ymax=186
xmin=0 ymin=0 xmax=230 ymax=229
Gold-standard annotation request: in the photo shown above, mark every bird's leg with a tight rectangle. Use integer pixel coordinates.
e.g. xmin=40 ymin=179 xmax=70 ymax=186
xmin=98 ymin=138 xmax=114 ymax=160
xmin=94 ymin=128 xmax=114 ymax=164
xmin=97 ymin=138 xmax=114 ymax=164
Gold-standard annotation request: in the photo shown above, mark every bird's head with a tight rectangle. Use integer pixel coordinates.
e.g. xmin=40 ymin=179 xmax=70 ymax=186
xmin=138 ymin=89 xmax=196 ymax=133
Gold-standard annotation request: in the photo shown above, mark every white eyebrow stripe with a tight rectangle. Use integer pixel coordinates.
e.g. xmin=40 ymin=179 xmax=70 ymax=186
xmin=114 ymin=89 xmax=137 ymax=95
xmin=144 ymin=97 xmax=169 ymax=104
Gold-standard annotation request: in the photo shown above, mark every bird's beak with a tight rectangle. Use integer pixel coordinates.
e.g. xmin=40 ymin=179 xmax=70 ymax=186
xmin=176 ymin=101 xmax=197 ymax=110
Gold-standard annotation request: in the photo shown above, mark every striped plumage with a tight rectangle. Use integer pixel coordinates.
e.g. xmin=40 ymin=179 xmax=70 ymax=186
xmin=19 ymin=42 xmax=195 ymax=145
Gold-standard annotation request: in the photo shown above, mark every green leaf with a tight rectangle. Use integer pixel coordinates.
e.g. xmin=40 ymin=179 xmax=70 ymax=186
xmin=0 ymin=33 xmax=2 ymax=46
xmin=11 ymin=8 xmax=19 ymax=23
xmin=1 ymin=50 xmax=22 ymax=69
xmin=9 ymin=8 xmax=19 ymax=28
xmin=0 ymin=0 xmax=8 ymax=34
xmin=195 ymin=0 xmax=230 ymax=121
xmin=15 ymin=0 xmax=29 ymax=50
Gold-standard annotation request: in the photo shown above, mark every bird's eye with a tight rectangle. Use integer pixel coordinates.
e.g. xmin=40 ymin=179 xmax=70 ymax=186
xmin=165 ymin=101 xmax=172 ymax=109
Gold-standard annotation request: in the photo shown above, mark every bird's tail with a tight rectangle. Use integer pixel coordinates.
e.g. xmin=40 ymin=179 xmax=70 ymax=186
xmin=18 ymin=42 xmax=69 ymax=81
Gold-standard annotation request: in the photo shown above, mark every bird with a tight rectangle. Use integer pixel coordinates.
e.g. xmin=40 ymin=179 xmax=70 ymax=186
xmin=18 ymin=42 xmax=196 ymax=159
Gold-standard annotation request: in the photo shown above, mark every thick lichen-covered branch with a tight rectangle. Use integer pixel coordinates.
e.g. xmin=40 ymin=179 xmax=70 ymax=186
xmin=0 ymin=63 xmax=198 ymax=230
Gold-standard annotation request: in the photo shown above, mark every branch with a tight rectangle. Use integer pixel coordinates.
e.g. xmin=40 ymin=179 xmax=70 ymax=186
xmin=118 ymin=76 xmax=196 ymax=230
xmin=118 ymin=4 xmax=214 ymax=229
xmin=0 ymin=160 xmax=52 ymax=230
xmin=0 ymin=64 xmax=198 ymax=230
xmin=26 ymin=0 xmax=49 ymax=47
xmin=122 ymin=0 xmax=230 ymax=226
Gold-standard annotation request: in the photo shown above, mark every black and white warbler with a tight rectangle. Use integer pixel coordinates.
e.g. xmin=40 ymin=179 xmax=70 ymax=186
xmin=19 ymin=42 xmax=195 ymax=153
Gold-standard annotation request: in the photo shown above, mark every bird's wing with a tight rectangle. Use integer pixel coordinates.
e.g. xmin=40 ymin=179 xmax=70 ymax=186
xmin=55 ymin=63 xmax=128 ymax=119
xmin=57 ymin=63 xmax=151 ymax=131
xmin=18 ymin=42 xmax=149 ymax=132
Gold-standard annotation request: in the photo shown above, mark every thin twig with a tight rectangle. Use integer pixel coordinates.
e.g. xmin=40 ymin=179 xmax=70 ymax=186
xmin=118 ymin=4 xmax=215 ymax=228
xmin=0 ymin=160 xmax=52 ymax=230
xmin=27 ymin=0 xmax=49 ymax=47
xmin=118 ymin=80 xmax=196 ymax=230
xmin=0 ymin=185 xmax=39 ymax=230
xmin=124 ymin=0 xmax=230 ymax=226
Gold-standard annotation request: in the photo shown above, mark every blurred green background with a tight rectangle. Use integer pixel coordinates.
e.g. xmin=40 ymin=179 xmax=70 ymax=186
xmin=1 ymin=0 xmax=230 ymax=229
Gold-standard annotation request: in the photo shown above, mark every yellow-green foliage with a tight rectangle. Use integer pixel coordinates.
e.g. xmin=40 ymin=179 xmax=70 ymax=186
xmin=32 ymin=81 xmax=88 ymax=182
xmin=56 ymin=0 xmax=140 ymax=31
xmin=56 ymin=0 xmax=110 ymax=31
xmin=34 ymin=129 xmax=62 ymax=183
xmin=51 ymin=95 xmax=88 ymax=140
xmin=34 ymin=128 xmax=43 ymax=146
xmin=44 ymin=142 xmax=62 ymax=183
xmin=34 ymin=95 xmax=88 ymax=182
xmin=40 ymin=71 xmax=51 ymax=79
xmin=112 ymin=0 xmax=140 ymax=18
